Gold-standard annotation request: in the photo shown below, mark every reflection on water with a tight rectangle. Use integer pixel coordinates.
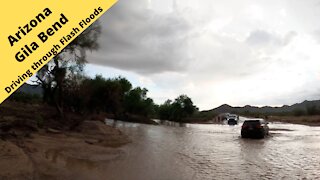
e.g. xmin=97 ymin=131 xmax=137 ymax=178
xmin=104 ymin=119 xmax=320 ymax=180
xmin=153 ymin=119 xmax=187 ymax=127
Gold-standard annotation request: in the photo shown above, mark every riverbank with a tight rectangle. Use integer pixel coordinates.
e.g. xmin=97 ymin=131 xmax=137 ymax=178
xmin=268 ymin=115 xmax=320 ymax=126
xmin=0 ymin=101 xmax=131 ymax=179
xmin=0 ymin=120 xmax=130 ymax=179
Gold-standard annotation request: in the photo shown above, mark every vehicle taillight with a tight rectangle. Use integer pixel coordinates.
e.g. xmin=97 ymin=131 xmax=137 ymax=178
xmin=256 ymin=125 xmax=262 ymax=128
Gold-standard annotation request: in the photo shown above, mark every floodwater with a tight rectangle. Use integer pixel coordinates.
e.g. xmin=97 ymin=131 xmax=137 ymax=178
xmin=102 ymin=118 xmax=320 ymax=180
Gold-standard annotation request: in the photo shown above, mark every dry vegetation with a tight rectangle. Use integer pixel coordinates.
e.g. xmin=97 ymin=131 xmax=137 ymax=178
xmin=268 ymin=115 xmax=320 ymax=126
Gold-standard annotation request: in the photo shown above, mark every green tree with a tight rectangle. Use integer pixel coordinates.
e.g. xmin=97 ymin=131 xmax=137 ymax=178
xmin=306 ymin=105 xmax=319 ymax=115
xmin=158 ymin=100 xmax=173 ymax=120
xmin=171 ymin=95 xmax=197 ymax=121
xmin=158 ymin=95 xmax=198 ymax=122
xmin=124 ymin=87 xmax=155 ymax=117
xmin=293 ymin=108 xmax=307 ymax=116
xmin=35 ymin=22 xmax=101 ymax=117
xmin=61 ymin=74 xmax=160 ymax=119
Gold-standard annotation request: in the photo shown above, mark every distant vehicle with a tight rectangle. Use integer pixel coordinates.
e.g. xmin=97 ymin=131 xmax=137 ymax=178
xmin=227 ymin=118 xmax=237 ymax=125
xmin=241 ymin=119 xmax=269 ymax=138
xmin=226 ymin=114 xmax=239 ymax=125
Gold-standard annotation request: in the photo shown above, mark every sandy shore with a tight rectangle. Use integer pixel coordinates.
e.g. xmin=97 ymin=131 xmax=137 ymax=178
xmin=0 ymin=121 xmax=130 ymax=180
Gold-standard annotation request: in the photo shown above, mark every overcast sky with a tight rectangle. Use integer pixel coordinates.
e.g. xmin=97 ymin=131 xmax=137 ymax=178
xmin=86 ymin=0 xmax=320 ymax=110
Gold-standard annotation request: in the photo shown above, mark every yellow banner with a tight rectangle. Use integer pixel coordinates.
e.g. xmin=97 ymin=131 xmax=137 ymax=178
xmin=0 ymin=0 xmax=117 ymax=104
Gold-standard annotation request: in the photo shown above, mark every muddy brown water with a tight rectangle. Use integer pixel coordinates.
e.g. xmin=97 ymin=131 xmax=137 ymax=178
xmin=61 ymin=118 xmax=320 ymax=179
xmin=104 ymin=118 xmax=320 ymax=180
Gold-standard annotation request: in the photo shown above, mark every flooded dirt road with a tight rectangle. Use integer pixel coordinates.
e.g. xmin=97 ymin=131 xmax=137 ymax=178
xmin=102 ymin=118 xmax=320 ymax=180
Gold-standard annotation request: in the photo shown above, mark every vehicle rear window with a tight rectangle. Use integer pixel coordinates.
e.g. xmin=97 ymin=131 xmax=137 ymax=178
xmin=243 ymin=120 xmax=260 ymax=125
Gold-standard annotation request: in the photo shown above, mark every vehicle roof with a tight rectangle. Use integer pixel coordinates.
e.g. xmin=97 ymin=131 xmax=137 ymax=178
xmin=228 ymin=114 xmax=237 ymax=117
xmin=243 ymin=119 xmax=265 ymax=122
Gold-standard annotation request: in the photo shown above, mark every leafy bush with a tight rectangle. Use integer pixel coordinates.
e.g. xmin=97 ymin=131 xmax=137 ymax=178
xmin=158 ymin=95 xmax=198 ymax=122
xmin=293 ymin=109 xmax=307 ymax=116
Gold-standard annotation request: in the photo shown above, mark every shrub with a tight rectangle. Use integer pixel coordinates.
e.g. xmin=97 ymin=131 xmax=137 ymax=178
xmin=9 ymin=92 xmax=41 ymax=103
xmin=293 ymin=109 xmax=307 ymax=116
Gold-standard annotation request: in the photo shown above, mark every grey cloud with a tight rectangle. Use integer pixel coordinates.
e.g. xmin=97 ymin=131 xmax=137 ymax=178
xmin=250 ymin=83 xmax=320 ymax=106
xmin=84 ymin=0 xmax=320 ymax=109
xmin=246 ymin=30 xmax=297 ymax=46
xmin=187 ymin=33 xmax=267 ymax=81
xmin=246 ymin=30 xmax=275 ymax=45
xmin=283 ymin=31 xmax=297 ymax=45
xmin=87 ymin=0 xmax=193 ymax=74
